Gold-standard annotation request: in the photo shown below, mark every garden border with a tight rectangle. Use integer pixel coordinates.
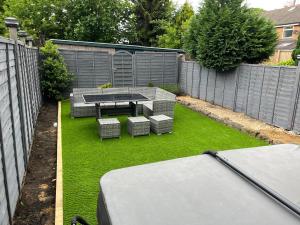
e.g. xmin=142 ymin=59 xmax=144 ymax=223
xmin=55 ymin=101 xmax=63 ymax=225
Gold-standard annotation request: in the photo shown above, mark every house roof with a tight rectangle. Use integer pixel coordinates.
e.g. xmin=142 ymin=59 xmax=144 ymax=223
xmin=51 ymin=39 xmax=185 ymax=54
xmin=263 ymin=4 xmax=300 ymax=26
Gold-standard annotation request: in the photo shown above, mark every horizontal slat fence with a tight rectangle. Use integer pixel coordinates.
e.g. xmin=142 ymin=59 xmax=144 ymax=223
xmin=59 ymin=49 xmax=178 ymax=88
xmin=0 ymin=37 xmax=42 ymax=225
xmin=179 ymin=61 xmax=300 ymax=134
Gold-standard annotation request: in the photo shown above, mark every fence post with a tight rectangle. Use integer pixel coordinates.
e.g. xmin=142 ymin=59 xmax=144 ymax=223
xmin=245 ymin=65 xmax=253 ymax=114
xmin=290 ymin=55 xmax=300 ymax=130
xmin=257 ymin=66 xmax=266 ymax=120
xmin=5 ymin=17 xmax=28 ymax=167
xmin=198 ymin=65 xmax=202 ymax=99
xmin=233 ymin=67 xmax=240 ymax=111
xmin=17 ymin=30 xmax=28 ymax=43
xmin=26 ymin=36 xmax=33 ymax=47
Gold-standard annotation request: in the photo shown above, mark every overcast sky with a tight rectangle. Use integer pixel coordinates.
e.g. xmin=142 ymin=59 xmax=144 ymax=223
xmin=175 ymin=0 xmax=300 ymax=11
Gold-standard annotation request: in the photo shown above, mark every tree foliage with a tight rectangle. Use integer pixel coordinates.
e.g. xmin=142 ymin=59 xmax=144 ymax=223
xmin=40 ymin=40 xmax=73 ymax=100
xmin=1 ymin=0 xmax=135 ymax=44
xmin=3 ymin=0 xmax=67 ymax=44
xmin=64 ymin=0 xmax=134 ymax=43
xmin=158 ymin=1 xmax=194 ymax=49
xmin=134 ymin=0 xmax=173 ymax=46
xmin=292 ymin=35 xmax=300 ymax=65
xmin=184 ymin=0 xmax=277 ymax=71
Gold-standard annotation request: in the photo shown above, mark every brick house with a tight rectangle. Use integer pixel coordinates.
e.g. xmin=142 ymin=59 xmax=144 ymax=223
xmin=263 ymin=4 xmax=300 ymax=63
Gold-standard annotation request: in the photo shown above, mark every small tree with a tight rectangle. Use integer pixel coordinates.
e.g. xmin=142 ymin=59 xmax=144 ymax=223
xmin=183 ymin=15 xmax=199 ymax=59
xmin=158 ymin=1 xmax=194 ymax=49
xmin=40 ymin=40 xmax=72 ymax=101
xmin=292 ymin=35 xmax=300 ymax=65
xmin=184 ymin=0 xmax=277 ymax=71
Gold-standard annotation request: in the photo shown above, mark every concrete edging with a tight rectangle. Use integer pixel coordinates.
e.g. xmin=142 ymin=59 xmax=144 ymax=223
xmin=55 ymin=101 xmax=63 ymax=225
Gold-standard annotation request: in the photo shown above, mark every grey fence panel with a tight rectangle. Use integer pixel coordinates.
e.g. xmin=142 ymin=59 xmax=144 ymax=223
xmin=178 ymin=60 xmax=300 ymax=134
xmin=191 ymin=63 xmax=201 ymax=98
xmin=223 ymin=69 xmax=237 ymax=109
xmin=206 ymin=69 xmax=216 ymax=103
xmin=113 ymin=51 xmax=134 ymax=87
xmin=235 ymin=64 xmax=252 ymax=112
xmin=246 ymin=65 xmax=265 ymax=119
xmin=135 ymin=52 xmax=150 ymax=86
xmin=258 ymin=67 xmax=281 ymax=124
xmin=273 ymin=67 xmax=298 ymax=129
xmin=94 ymin=52 xmax=111 ymax=86
xmin=7 ymin=44 xmax=25 ymax=184
xmin=0 ymin=38 xmax=41 ymax=225
xmin=214 ymin=72 xmax=225 ymax=106
xmin=162 ymin=52 xmax=178 ymax=85
xmin=186 ymin=62 xmax=193 ymax=96
xmin=0 ymin=144 xmax=9 ymax=225
xmin=199 ymin=67 xmax=208 ymax=100
xmin=60 ymin=50 xmax=178 ymax=88
xmin=0 ymin=43 xmax=19 ymax=219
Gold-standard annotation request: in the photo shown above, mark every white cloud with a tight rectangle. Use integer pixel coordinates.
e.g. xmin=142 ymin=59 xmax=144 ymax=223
xmin=174 ymin=0 xmax=300 ymax=11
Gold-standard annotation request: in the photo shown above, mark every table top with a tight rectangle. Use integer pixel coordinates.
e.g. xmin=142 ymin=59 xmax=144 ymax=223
xmin=98 ymin=144 xmax=300 ymax=225
xmin=83 ymin=93 xmax=149 ymax=103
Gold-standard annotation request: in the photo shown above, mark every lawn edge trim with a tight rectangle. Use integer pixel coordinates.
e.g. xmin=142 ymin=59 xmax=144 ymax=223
xmin=55 ymin=101 xmax=63 ymax=225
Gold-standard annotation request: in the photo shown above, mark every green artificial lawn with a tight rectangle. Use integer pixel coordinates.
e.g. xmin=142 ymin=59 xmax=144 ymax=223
xmin=61 ymin=100 xmax=267 ymax=224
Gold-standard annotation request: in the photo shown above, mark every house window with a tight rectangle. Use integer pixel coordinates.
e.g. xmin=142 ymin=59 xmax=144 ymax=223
xmin=283 ymin=26 xmax=293 ymax=38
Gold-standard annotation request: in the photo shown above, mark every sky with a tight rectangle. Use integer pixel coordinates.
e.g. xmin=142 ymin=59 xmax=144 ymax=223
xmin=175 ymin=0 xmax=300 ymax=11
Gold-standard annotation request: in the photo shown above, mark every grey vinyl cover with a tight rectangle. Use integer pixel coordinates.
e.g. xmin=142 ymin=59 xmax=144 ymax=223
xmin=98 ymin=144 xmax=300 ymax=225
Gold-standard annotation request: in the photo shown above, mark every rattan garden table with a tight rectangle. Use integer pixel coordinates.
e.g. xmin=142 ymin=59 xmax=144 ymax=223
xmin=83 ymin=93 xmax=149 ymax=119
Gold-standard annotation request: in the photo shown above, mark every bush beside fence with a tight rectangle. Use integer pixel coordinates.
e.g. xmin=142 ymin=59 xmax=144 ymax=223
xmin=179 ymin=61 xmax=300 ymax=134
xmin=0 ymin=37 xmax=42 ymax=225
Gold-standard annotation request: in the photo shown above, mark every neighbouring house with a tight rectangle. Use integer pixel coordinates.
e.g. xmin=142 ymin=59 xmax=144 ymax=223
xmin=263 ymin=4 xmax=300 ymax=64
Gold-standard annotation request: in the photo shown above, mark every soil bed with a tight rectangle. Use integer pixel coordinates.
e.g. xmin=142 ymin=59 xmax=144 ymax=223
xmin=13 ymin=103 xmax=57 ymax=225
xmin=177 ymin=96 xmax=300 ymax=144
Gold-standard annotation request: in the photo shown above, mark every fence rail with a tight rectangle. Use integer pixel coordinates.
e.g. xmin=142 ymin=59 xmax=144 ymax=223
xmin=0 ymin=37 xmax=42 ymax=225
xmin=179 ymin=61 xmax=300 ymax=134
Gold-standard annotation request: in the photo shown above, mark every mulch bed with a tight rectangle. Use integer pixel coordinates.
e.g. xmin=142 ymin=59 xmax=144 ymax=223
xmin=13 ymin=102 xmax=57 ymax=225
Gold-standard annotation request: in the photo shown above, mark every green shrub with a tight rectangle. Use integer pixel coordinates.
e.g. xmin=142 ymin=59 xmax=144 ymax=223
xmin=98 ymin=83 xmax=112 ymax=88
xmin=159 ymin=84 xmax=183 ymax=96
xmin=40 ymin=40 xmax=73 ymax=101
xmin=147 ymin=82 xmax=154 ymax=87
xmin=276 ymin=59 xmax=296 ymax=66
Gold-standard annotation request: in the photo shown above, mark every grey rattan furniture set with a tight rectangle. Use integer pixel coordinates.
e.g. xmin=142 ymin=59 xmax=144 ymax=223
xmin=70 ymin=87 xmax=176 ymax=140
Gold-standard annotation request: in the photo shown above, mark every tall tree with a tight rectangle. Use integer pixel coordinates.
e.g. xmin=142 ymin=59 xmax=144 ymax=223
xmin=64 ymin=0 xmax=132 ymax=43
xmin=2 ymin=0 xmax=135 ymax=44
xmin=184 ymin=0 xmax=277 ymax=71
xmin=3 ymin=0 xmax=68 ymax=44
xmin=0 ymin=0 xmax=6 ymax=35
xmin=158 ymin=1 xmax=194 ymax=49
xmin=134 ymin=0 xmax=173 ymax=46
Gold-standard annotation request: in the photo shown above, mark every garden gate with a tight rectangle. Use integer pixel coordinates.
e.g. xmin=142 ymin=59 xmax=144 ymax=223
xmin=112 ymin=51 xmax=134 ymax=87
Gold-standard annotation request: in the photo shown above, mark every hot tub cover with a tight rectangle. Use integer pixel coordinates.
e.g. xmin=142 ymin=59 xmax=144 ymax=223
xmin=97 ymin=144 xmax=300 ymax=225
